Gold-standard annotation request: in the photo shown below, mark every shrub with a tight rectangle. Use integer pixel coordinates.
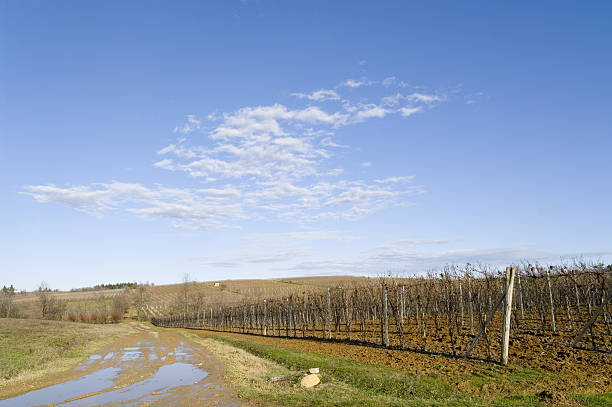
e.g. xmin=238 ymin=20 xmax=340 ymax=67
xmin=111 ymin=311 xmax=122 ymax=322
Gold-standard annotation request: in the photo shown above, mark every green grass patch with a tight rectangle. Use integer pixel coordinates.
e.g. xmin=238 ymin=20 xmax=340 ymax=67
xmin=464 ymin=364 xmax=550 ymax=389
xmin=203 ymin=334 xmax=610 ymax=407
xmin=212 ymin=335 xmax=486 ymax=406
xmin=572 ymin=393 xmax=612 ymax=407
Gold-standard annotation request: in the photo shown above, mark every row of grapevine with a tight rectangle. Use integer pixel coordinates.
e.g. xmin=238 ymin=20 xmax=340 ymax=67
xmin=152 ymin=263 xmax=611 ymax=364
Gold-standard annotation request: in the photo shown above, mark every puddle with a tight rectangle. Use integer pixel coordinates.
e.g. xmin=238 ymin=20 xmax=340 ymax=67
xmin=0 ymin=367 xmax=121 ymax=407
xmin=120 ymin=350 xmax=143 ymax=361
xmin=60 ymin=363 xmax=208 ymax=407
xmin=100 ymin=352 xmax=115 ymax=364
xmin=76 ymin=354 xmax=104 ymax=371
xmin=0 ymin=363 xmax=208 ymax=407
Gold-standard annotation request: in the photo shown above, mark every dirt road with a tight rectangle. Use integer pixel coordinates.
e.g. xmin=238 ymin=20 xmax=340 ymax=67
xmin=0 ymin=324 xmax=250 ymax=407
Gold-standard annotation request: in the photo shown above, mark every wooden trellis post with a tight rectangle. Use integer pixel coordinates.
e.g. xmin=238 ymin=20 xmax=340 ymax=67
xmin=326 ymin=288 xmax=332 ymax=339
xmin=546 ymin=266 xmax=556 ymax=332
xmin=382 ymin=283 xmax=389 ymax=347
xmin=263 ymin=300 xmax=268 ymax=336
xmin=464 ymin=266 xmax=516 ymax=364
xmin=501 ymin=266 xmax=516 ymax=365
xmin=517 ymin=270 xmax=525 ymax=319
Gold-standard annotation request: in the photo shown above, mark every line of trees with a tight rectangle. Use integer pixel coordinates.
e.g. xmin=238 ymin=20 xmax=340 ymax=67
xmin=152 ymin=262 xmax=611 ymax=363
xmin=34 ymin=282 xmax=133 ymax=323
xmin=70 ymin=282 xmax=139 ymax=292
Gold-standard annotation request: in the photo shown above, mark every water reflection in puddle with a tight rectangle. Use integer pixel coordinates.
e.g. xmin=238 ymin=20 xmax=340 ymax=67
xmin=0 ymin=343 xmax=209 ymax=407
xmin=61 ymin=363 xmax=208 ymax=407
xmin=101 ymin=352 xmax=115 ymax=363
xmin=120 ymin=351 xmax=143 ymax=361
xmin=1 ymin=363 xmax=207 ymax=407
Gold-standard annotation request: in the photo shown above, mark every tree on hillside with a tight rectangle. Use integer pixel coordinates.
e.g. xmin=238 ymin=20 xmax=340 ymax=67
xmin=0 ymin=285 xmax=18 ymax=318
xmin=133 ymin=283 xmax=151 ymax=321
xmin=36 ymin=282 xmax=65 ymax=319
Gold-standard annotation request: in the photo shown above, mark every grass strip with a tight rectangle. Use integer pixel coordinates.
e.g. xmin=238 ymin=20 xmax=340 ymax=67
xmin=188 ymin=331 xmax=611 ymax=407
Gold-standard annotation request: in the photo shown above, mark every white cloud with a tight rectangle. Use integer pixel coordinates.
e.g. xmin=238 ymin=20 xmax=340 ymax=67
xmin=173 ymin=114 xmax=201 ymax=134
xmin=341 ymin=79 xmax=368 ymax=88
xmin=24 ymin=77 xmax=448 ymax=229
xmin=408 ymin=93 xmax=443 ymax=103
xmin=465 ymin=92 xmax=486 ymax=105
xmin=382 ymin=76 xmax=397 ymax=86
xmin=353 ymin=105 xmax=389 ymax=121
xmin=376 ymin=176 xmax=415 ymax=183
xmin=285 ymin=243 xmax=561 ymax=276
xmin=194 ymin=249 xmax=310 ymax=268
xmin=243 ymin=230 xmax=353 ymax=247
xmin=23 ymin=182 xmax=246 ymax=229
xmin=383 ymin=92 xmax=444 ymax=112
xmin=320 ymin=137 xmax=348 ymax=149
xmin=381 ymin=93 xmax=403 ymax=106
xmin=400 ymin=106 xmax=422 ymax=117
xmin=292 ymin=89 xmax=340 ymax=101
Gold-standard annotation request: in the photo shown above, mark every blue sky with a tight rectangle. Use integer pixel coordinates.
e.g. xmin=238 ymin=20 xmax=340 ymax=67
xmin=1 ymin=1 xmax=611 ymax=290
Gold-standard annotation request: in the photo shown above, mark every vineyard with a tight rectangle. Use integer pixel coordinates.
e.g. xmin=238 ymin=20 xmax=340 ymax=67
xmin=134 ymin=276 xmax=367 ymax=319
xmin=152 ymin=263 xmax=612 ymax=366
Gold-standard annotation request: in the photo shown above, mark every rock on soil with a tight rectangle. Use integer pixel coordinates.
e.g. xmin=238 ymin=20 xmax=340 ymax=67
xmin=308 ymin=368 xmax=320 ymax=374
xmin=300 ymin=374 xmax=320 ymax=388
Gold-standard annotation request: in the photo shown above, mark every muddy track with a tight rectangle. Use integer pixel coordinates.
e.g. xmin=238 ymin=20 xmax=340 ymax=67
xmin=0 ymin=324 xmax=250 ymax=407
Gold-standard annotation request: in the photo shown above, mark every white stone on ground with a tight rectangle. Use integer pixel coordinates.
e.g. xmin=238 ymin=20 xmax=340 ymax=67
xmin=299 ymin=374 xmax=320 ymax=388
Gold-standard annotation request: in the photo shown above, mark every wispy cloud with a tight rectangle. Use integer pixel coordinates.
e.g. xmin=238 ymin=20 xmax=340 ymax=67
xmin=283 ymin=240 xmax=612 ymax=276
xmin=22 ymin=182 xmax=246 ymax=229
xmin=173 ymin=114 xmax=201 ymax=134
xmin=408 ymin=93 xmax=444 ymax=103
xmin=285 ymin=244 xmax=547 ymax=276
xmin=243 ymin=230 xmax=354 ymax=247
xmin=292 ymin=89 xmax=340 ymax=101
xmin=341 ymin=79 xmax=370 ymax=88
xmin=193 ymin=249 xmax=310 ymax=268
xmin=23 ymin=77 xmax=448 ymax=229
xmin=399 ymin=106 xmax=422 ymax=117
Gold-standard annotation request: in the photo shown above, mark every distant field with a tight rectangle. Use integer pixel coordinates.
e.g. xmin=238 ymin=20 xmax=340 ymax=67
xmin=12 ymin=288 xmax=127 ymax=319
xmin=140 ymin=276 xmax=372 ymax=317
xmin=11 ymin=276 xmax=372 ymax=319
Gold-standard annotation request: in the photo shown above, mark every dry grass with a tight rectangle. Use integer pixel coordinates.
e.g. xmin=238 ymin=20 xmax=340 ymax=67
xmin=179 ymin=329 xmax=290 ymax=399
xmin=0 ymin=318 xmax=132 ymax=396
